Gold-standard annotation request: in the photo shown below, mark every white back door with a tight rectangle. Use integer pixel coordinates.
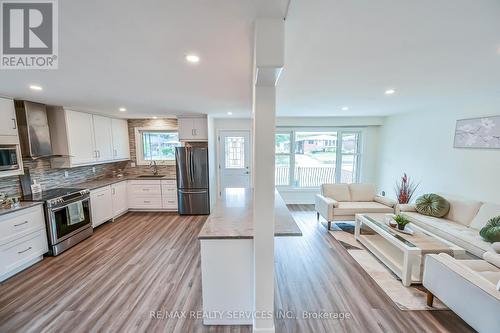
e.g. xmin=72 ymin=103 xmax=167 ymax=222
xmin=219 ymin=130 xmax=250 ymax=191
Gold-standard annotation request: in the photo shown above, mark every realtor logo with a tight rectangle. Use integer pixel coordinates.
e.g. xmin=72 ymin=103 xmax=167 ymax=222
xmin=1 ymin=0 xmax=58 ymax=69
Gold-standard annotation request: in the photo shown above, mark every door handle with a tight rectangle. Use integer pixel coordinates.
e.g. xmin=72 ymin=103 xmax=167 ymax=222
xmin=12 ymin=118 xmax=17 ymax=130
xmin=179 ymin=189 xmax=207 ymax=194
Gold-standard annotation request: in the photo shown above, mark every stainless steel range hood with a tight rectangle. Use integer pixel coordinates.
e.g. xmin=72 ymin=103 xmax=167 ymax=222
xmin=14 ymin=100 xmax=54 ymax=159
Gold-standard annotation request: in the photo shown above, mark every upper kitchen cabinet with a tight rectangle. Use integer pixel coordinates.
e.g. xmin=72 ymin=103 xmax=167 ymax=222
xmin=93 ymin=115 xmax=114 ymax=162
xmin=111 ymin=118 xmax=130 ymax=160
xmin=0 ymin=97 xmax=18 ymax=137
xmin=47 ymin=107 xmax=130 ymax=168
xmin=178 ymin=116 xmax=208 ymax=141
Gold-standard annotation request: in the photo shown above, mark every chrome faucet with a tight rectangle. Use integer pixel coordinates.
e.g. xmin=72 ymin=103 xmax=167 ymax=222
xmin=149 ymin=161 xmax=159 ymax=176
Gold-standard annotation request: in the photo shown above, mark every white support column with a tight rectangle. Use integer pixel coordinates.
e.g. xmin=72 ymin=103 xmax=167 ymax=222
xmin=252 ymin=18 xmax=284 ymax=333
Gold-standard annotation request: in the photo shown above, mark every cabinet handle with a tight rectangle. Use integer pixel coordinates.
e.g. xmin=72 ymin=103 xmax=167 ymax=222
xmin=18 ymin=247 xmax=32 ymax=254
xmin=12 ymin=118 xmax=17 ymax=130
xmin=144 ymin=200 xmax=150 ymax=203
xmin=142 ymin=189 xmax=150 ymax=191
xmin=194 ymin=129 xmax=197 ymax=136
xmin=14 ymin=221 xmax=29 ymax=227
xmin=97 ymin=193 xmax=105 ymax=197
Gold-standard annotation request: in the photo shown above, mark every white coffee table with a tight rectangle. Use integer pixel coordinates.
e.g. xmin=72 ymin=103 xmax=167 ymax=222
xmin=354 ymin=213 xmax=465 ymax=286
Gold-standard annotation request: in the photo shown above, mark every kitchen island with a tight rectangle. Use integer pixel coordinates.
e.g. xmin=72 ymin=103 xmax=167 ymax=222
xmin=198 ymin=188 xmax=301 ymax=325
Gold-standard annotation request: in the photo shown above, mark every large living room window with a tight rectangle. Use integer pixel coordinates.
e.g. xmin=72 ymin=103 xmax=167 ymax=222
xmin=275 ymin=129 xmax=361 ymax=187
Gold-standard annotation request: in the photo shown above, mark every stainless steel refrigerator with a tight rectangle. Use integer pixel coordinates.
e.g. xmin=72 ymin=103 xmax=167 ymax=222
xmin=175 ymin=146 xmax=210 ymax=215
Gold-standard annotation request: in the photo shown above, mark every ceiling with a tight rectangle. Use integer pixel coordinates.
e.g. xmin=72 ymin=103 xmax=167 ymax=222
xmin=0 ymin=0 xmax=499 ymax=118
xmin=278 ymin=0 xmax=500 ymax=116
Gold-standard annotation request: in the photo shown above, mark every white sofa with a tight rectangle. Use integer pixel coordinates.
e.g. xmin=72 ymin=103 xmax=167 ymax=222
xmin=399 ymin=193 xmax=500 ymax=257
xmin=315 ymin=183 xmax=397 ymax=230
xmin=424 ymin=251 xmax=500 ymax=333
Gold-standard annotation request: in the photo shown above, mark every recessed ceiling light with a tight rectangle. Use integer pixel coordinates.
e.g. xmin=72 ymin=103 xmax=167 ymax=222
xmin=119 ymin=107 xmax=126 ymax=112
xmin=185 ymin=54 xmax=200 ymax=63
xmin=29 ymin=85 xmax=43 ymax=91
xmin=227 ymin=112 xmax=233 ymax=115
xmin=385 ymin=89 xmax=396 ymax=95
xmin=341 ymin=106 xmax=349 ymax=111
xmin=152 ymin=116 xmax=158 ymax=119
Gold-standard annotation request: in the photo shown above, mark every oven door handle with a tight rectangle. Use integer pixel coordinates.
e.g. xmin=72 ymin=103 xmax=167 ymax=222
xmin=49 ymin=197 xmax=90 ymax=212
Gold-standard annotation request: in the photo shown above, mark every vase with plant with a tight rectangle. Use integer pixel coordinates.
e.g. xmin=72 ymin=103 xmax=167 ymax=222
xmin=393 ymin=214 xmax=411 ymax=230
xmin=395 ymin=173 xmax=419 ymax=204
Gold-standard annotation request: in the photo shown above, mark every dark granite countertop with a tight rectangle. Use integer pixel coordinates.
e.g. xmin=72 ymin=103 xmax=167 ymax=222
xmin=0 ymin=201 xmax=44 ymax=217
xmin=198 ymin=188 xmax=302 ymax=240
xmin=75 ymin=175 xmax=177 ymax=191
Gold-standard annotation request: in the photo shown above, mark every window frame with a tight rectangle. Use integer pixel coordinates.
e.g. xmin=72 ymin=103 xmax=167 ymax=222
xmin=134 ymin=127 xmax=181 ymax=166
xmin=275 ymin=127 xmax=363 ymax=189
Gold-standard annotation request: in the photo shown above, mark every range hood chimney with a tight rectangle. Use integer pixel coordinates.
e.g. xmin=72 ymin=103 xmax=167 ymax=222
xmin=14 ymin=100 xmax=54 ymax=159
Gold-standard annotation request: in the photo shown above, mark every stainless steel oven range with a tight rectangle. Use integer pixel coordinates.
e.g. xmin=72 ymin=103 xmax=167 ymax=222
xmin=23 ymin=188 xmax=93 ymax=256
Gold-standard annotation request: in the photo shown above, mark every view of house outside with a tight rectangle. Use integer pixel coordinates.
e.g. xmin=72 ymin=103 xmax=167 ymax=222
xmin=142 ymin=131 xmax=181 ymax=161
xmin=275 ymin=131 xmax=359 ymax=187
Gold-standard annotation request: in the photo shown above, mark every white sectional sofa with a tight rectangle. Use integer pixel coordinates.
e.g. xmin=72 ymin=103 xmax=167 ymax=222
xmin=399 ymin=194 xmax=500 ymax=257
xmin=315 ymin=183 xmax=397 ymax=230
xmin=424 ymin=251 xmax=500 ymax=333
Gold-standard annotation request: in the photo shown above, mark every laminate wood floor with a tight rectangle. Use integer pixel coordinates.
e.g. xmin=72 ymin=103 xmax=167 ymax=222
xmin=0 ymin=207 xmax=474 ymax=333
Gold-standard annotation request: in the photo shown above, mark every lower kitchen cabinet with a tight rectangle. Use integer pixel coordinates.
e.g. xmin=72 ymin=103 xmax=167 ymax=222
xmin=128 ymin=179 xmax=178 ymax=211
xmin=90 ymin=186 xmax=113 ymax=228
xmin=0 ymin=205 xmax=48 ymax=282
xmin=111 ymin=181 xmax=128 ymax=217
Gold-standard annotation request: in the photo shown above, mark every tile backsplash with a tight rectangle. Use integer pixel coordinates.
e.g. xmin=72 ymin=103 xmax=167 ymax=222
xmin=0 ymin=158 xmax=128 ymax=198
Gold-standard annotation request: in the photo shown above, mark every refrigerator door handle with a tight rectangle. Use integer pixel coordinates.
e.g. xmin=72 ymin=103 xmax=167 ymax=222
xmin=179 ymin=189 xmax=208 ymax=194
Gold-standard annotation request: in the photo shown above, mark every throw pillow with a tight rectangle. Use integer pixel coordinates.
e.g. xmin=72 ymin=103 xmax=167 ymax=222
xmin=480 ymin=216 xmax=500 ymax=243
xmin=415 ymin=194 xmax=450 ymax=218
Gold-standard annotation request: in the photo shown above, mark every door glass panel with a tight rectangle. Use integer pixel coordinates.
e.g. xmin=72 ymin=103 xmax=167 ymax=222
xmin=340 ymin=155 xmax=358 ymax=184
xmin=225 ymin=137 xmax=245 ymax=169
xmin=294 ymin=132 xmax=337 ymax=187
xmin=275 ymin=155 xmax=290 ymax=186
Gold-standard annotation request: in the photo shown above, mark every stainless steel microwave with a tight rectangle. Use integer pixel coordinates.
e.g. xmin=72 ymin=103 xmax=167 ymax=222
xmin=0 ymin=146 xmax=20 ymax=171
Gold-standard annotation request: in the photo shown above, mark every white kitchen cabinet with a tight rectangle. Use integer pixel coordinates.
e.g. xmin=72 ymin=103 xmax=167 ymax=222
xmin=64 ymin=110 xmax=96 ymax=165
xmin=0 ymin=205 xmax=48 ymax=282
xmin=111 ymin=118 xmax=130 ymax=160
xmin=178 ymin=116 xmax=208 ymax=141
xmin=93 ymin=115 xmax=114 ymax=162
xmin=0 ymin=97 xmax=18 ymax=137
xmin=48 ymin=108 xmax=131 ymax=168
xmin=111 ymin=181 xmax=128 ymax=217
xmin=128 ymin=180 xmax=163 ymax=210
xmin=161 ymin=180 xmax=178 ymax=211
xmin=90 ymin=186 xmax=113 ymax=228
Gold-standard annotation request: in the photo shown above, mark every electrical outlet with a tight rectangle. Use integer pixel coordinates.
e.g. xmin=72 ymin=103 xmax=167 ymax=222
xmin=92 ymin=167 xmax=96 ymax=173
xmin=131 ymin=162 xmax=136 ymax=168
xmin=64 ymin=171 xmax=69 ymax=178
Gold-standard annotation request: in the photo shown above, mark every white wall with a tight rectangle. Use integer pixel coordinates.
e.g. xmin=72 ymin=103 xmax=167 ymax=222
xmin=377 ymin=108 xmax=500 ymax=204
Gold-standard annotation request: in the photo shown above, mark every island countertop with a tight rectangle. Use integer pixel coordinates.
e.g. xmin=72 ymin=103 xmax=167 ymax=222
xmin=198 ymin=188 xmax=302 ymax=239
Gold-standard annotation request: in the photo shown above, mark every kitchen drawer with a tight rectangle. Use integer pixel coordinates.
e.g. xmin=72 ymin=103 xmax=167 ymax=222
xmin=162 ymin=185 xmax=177 ymax=198
xmin=0 ymin=206 xmax=45 ymax=245
xmin=128 ymin=196 xmax=162 ymax=209
xmin=128 ymin=184 xmax=162 ymax=196
xmin=0 ymin=229 xmax=48 ymax=278
xmin=162 ymin=197 xmax=178 ymax=210
xmin=161 ymin=180 xmax=177 ymax=186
